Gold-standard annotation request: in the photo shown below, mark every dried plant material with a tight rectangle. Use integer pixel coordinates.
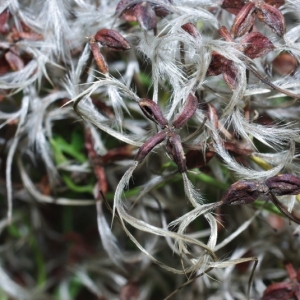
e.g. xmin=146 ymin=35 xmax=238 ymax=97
xmin=85 ymin=128 xmax=108 ymax=194
xmin=135 ymin=130 xmax=167 ymax=162
xmin=92 ymin=98 xmax=115 ymax=118
xmin=230 ymin=2 xmax=256 ymax=38
xmin=138 ymin=98 xmax=168 ymax=127
xmin=4 ymin=51 xmax=24 ymax=71
xmin=273 ymin=52 xmax=298 ymax=75
xmin=208 ymin=27 xmax=240 ymax=89
xmin=263 ymin=282 xmax=294 ymax=299
xmin=181 ymin=23 xmax=201 ymax=38
xmin=219 ymin=174 xmax=300 ymax=224
xmin=94 ymin=29 xmax=131 ymax=51
xmin=116 ymin=0 xmax=171 ymax=30
xmin=206 ymin=52 xmax=226 ymax=76
xmin=218 ymin=25 xmax=234 ymax=42
xmin=221 ymin=0 xmax=245 ymax=15
xmin=208 ymin=27 xmax=275 ymax=90
xmin=207 ymin=54 xmax=239 ymax=89
xmin=206 ymin=103 xmax=219 ymax=130
xmin=133 ymin=94 xmax=199 ymax=172
xmin=135 ymin=2 xmax=157 ymax=31
xmin=116 ymin=0 xmax=137 ymax=21
xmin=269 ymin=192 xmax=300 ymax=225
xmin=220 ymin=180 xmax=259 ymax=205
xmin=0 ymin=9 xmax=9 ymax=34
xmin=38 ymin=175 xmax=51 ymax=196
xmin=3 ymin=1 xmax=300 ymax=299
xmin=185 ymin=149 xmax=215 ymax=169
xmin=263 ymin=263 xmax=300 ymax=300
xmin=0 ymin=56 xmax=11 ymax=75
xmin=267 ymin=214 xmax=285 ymax=230
xmin=240 ymin=32 xmax=274 ymax=59
xmin=89 ymin=40 xmax=108 ymax=74
xmin=120 ymin=282 xmax=140 ymax=300
xmin=115 ymin=0 xmax=135 ymax=13
xmin=256 ymin=3 xmax=286 ymax=36
xmin=265 ymin=174 xmax=300 ymax=196
xmin=223 ymin=142 xmax=254 ymax=156
xmin=172 ymin=93 xmax=198 ymax=128
xmin=154 ymin=4 xmax=171 ymax=17
xmin=223 ymin=60 xmax=238 ymax=89
xmin=225 ymin=0 xmax=286 ymax=37
xmin=166 ymin=133 xmax=187 ymax=173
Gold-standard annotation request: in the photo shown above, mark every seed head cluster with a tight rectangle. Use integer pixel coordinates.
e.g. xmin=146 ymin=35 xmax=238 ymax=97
xmin=1 ymin=0 xmax=300 ymax=299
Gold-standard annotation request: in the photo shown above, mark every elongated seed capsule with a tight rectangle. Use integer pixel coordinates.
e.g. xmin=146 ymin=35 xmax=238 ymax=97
xmin=135 ymin=130 xmax=167 ymax=162
xmin=230 ymin=2 xmax=256 ymax=38
xmin=138 ymin=99 xmax=168 ymax=127
xmin=256 ymin=3 xmax=286 ymax=37
xmin=172 ymin=93 xmax=198 ymax=129
xmin=94 ymin=29 xmax=131 ymax=51
xmin=181 ymin=23 xmax=201 ymax=39
xmin=265 ymin=174 xmax=300 ymax=196
xmin=220 ymin=180 xmax=259 ymax=205
xmin=166 ymin=132 xmax=187 ymax=173
xmin=90 ymin=39 xmax=108 ymax=74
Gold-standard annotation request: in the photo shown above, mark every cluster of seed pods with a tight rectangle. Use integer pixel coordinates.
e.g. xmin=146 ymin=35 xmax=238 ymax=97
xmin=135 ymin=94 xmax=198 ymax=173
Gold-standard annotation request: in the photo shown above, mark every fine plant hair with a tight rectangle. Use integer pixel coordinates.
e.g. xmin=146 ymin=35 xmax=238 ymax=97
xmin=1 ymin=0 xmax=300 ymax=299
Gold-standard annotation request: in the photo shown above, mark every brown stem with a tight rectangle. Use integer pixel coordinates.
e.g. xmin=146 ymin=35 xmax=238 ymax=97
xmin=246 ymin=62 xmax=300 ymax=100
xmin=269 ymin=192 xmax=300 ymax=225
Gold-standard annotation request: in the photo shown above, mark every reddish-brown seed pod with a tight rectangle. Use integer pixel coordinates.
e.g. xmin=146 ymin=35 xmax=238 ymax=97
xmin=94 ymin=29 xmax=131 ymax=51
xmin=154 ymin=4 xmax=171 ymax=18
xmin=181 ymin=23 xmax=201 ymax=39
xmin=118 ymin=9 xmax=137 ymax=22
xmin=230 ymin=2 xmax=256 ymax=38
xmin=262 ymin=263 xmax=300 ymax=300
xmin=220 ymin=180 xmax=259 ymax=205
xmin=240 ymin=32 xmax=274 ymax=59
xmin=265 ymin=174 xmax=300 ymax=196
xmin=116 ymin=0 xmax=137 ymax=21
xmin=273 ymin=52 xmax=298 ymax=75
xmin=172 ymin=93 xmax=198 ymax=129
xmin=223 ymin=60 xmax=238 ymax=90
xmin=5 ymin=51 xmax=24 ymax=71
xmin=262 ymin=281 xmax=294 ymax=300
xmin=218 ymin=26 xmax=235 ymax=42
xmin=0 ymin=9 xmax=9 ymax=34
xmin=89 ymin=41 xmax=109 ymax=74
xmin=138 ymin=99 xmax=168 ymax=127
xmin=166 ymin=132 xmax=187 ymax=173
xmin=256 ymin=3 xmax=286 ymax=36
xmin=135 ymin=131 xmax=167 ymax=162
xmin=207 ymin=52 xmax=226 ymax=76
xmin=221 ymin=0 xmax=245 ymax=15
xmin=135 ymin=2 xmax=157 ymax=30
